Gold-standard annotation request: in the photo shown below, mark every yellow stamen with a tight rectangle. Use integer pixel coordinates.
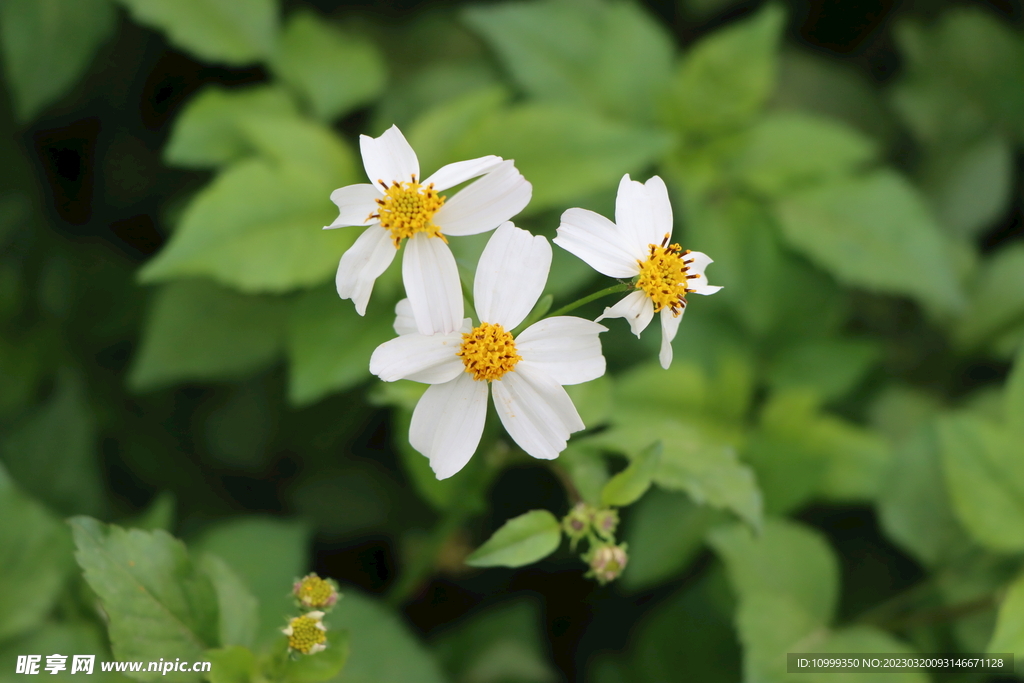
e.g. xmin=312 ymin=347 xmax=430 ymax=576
xmin=635 ymin=234 xmax=694 ymax=316
xmin=457 ymin=322 xmax=521 ymax=382
xmin=285 ymin=615 xmax=326 ymax=654
xmin=370 ymin=175 xmax=447 ymax=248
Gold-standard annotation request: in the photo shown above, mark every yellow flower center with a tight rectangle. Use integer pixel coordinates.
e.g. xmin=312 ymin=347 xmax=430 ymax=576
xmin=457 ymin=322 xmax=521 ymax=382
xmin=635 ymin=235 xmax=699 ymax=316
xmin=296 ymin=575 xmax=334 ymax=608
xmin=371 ymin=176 xmax=446 ymax=248
xmin=286 ymin=616 xmax=326 ymax=654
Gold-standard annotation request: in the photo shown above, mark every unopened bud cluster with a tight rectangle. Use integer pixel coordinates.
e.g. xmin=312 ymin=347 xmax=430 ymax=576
xmin=561 ymin=503 xmax=628 ymax=585
xmin=282 ymin=574 xmax=342 ymax=655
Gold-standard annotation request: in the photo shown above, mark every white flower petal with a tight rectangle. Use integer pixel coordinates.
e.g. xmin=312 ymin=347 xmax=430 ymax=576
xmin=369 ymin=331 xmax=465 ymax=383
xmin=474 ymin=223 xmax=551 ymax=329
xmin=492 ymin=364 xmax=585 ymax=460
xmin=659 ymin=306 xmax=684 ymax=369
xmin=325 ymin=184 xmax=380 ymax=228
xmin=553 ymin=207 xmax=641 ymax=277
xmin=409 ymin=373 xmax=489 ymax=479
xmin=360 ymin=125 xmax=419 ymax=186
xmin=516 ymin=316 xmax=607 ymax=385
xmin=336 ymin=225 xmax=397 ymax=315
xmin=683 ymin=250 xmax=723 ymax=295
xmin=615 ymin=174 xmax=674 ymax=251
xmin=422 ymin=155 xmax=504 ymax=191
xmin=403 ymin=233 xmax=464 ymax=335
xmin=393 ymin=298 xmax=417 ymax=336
xmin=433 ymin=160 xmax=532 ymax=236
xmin=595 ymin=290 xmax=654 ymax=337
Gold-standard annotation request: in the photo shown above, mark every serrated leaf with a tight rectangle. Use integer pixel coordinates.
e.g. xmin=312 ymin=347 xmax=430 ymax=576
xmin=0 ymin=464 xmax=74 ymax=642
xmin=939 ymin=413 xmax=1024 ymax=552
xmin=775 ymin=169 xmax=965 ymax=317
xmin=286 ymin=286 xmax=396 ymax=406
xmin=191 ymin=517 xmax=309 ymax=647
xmin=199 ymin=554 xmax=258 ymax=649
xmin=601 ymin=440 xmax=661 ymax=507
xmin=0 ymin=0 xmax=116 ymax=121
xmin=463 ymin=0 xmax=673 ymax=123
xmin=1 ymin=370 xmax=103 ymax=516
xmin=663 ymin=3 xmax=785 ymax=135
xmin=327 ymin=590 xmax=447 ymax=683
xmin=129 ymin=279 xmax=289 ymax=391
xmin=164 ymin=85 xmax=299 ymax=168
xmin=271 ymin=10 xmax=386 ymax=121
xmin=71 ymin=518 xmax=219 ymax=679
xmin=733 ymin=111 xmax=877 ymax=196
xmin=139 ymin=159 xmax=350 ymax=293
xmin=450 ymin=103 xmax=672 ymax=214
xmin=115 ymin=0 xmax=278 ymax=66
xmin=466 ymin=510 xmax=562 ymax=568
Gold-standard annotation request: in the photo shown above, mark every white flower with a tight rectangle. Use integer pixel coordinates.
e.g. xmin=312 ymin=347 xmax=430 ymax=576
xmin=370 ymin=223 xmax=607 ymax=479
xmin=553 ymin=174 xmax=721 ymax=369
xmin=325 ymin=125 xmax=532 ymax=335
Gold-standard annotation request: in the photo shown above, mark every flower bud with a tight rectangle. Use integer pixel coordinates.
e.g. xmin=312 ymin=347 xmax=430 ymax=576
xmin=282 ymin=611 xmax=328 ymax=655
xmin=562 ymin=503 xmax=593 ymax=548
xmin=592 ymin=508 xmax=619 ymax=540
xmin=588 ymin=544 xmax=628 ymax=584
xmin=293 ymin=573 xmax=340 ymax=609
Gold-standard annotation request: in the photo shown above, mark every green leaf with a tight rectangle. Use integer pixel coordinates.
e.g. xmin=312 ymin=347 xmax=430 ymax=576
xmin=877 ymin=425 xmax=972 ymax=567
xmin=0 ymin=464 xmax=74 ymax=642
xmin=199 ymin=554 xmax=259 ymax=649
xmin=139 ymin=158 xmax=349 ymax=292
xmin=282 ymin=632 xmax=350 ymax=683
xmin=191 ymin=516 xmax=309 ymax=647
xmin=463 ymin=0 xmax=674 ymax=123
xmin=1008 ymin=342 xmax=1024 ymax=431
xmin=802 ymin=628 xmax=927 ymax=683
xmin=431 ymin=596 xmax=557 ymax=683
xmin=71 ymin=517 xmax=219 ymax=677
xmin=557 ymin=444 xmax=609 ymax=506
xmin=620 ymin=489 xmax=719 ymax=591
xmin=939 ymin=413 xmax=1024 ymax=552
xmin=919 ymin=134 xmax=1013 ymax=240
xmin=563 ymin=374 xmax=612 ymax=428
xmin=205 ymin=646 xmax=256 ymax=683
xmin=164 ymin=85 xmax=299 ymax=168
xmin=466 ymin=510 xmax=562 ymax=568
xmin=115 ymin=0 xmax=278 ymax=66
xmin=1 ymin=370 xmax=103 ymax=516
xmin=663 ymin=3 xmax=785 ymax=135
xmin=129 ymin=279 xmax=289 ymax=391
xmin=236 ymin=115 xmax=357 ymax=181
xmin=954 ymin=242 xmax=1024 ymax=350
xmin=327 ymin=590 xmax=447 ymax=683
xmin=775 ymin=169 xmax=965 ymax=317
xmin=450 ymin=103 xmax=673 ymax=214
xmin=601 ymin=440 xmax=661 ymax=507
xmin=286 ymin=286 xmax=396 ymax=406
xmin=710 ymin=518 xmax=838 ymax=626
xmin=732 ymin=112 xmax=877 ymax=197
xmin=988 ymin=571 xmax=1024 ymax=661
xmin=271 ymin=10 xmax=386 ymax=121
xmin=0 ymin=0 xmax=116 ymax=120
xmin=407 ymin=86 xmax=511 ymax=174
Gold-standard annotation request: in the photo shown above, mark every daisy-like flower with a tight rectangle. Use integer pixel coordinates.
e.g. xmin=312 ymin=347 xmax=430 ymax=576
xmin=282 ymin=611 xmax=327 ymax=655
xmin=553 ymin=174 xmax=721 ymax=369
xmin=369 ymin=223 xmax=607 ymax=479
xmin=325 ymin=125 xmax=532 ymax=335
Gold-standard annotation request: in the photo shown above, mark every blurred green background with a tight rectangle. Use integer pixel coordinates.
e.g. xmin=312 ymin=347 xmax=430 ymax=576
xmin=1 ymin=0 xmax=1024 ymax=681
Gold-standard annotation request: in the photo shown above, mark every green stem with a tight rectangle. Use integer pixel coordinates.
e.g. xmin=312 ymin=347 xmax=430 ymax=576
xmin=546 ymin=283 xmax=632 ymax=319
